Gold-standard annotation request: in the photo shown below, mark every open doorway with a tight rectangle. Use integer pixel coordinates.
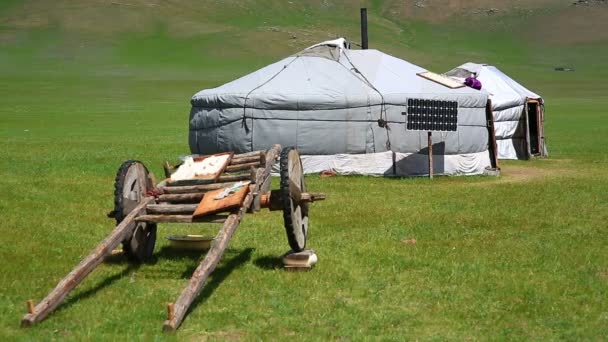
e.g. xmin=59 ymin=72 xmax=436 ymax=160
xmin=527 ymin=100 xmax=542 ymax=156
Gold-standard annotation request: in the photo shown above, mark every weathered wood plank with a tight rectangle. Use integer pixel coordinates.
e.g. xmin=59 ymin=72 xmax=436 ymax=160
xmin=135 ymin=214 xmax=227 ymax=224
xmin=300 ymin=192 xmax=327 ymax=203
xmin=156 ymin=193 xmax=204 ymax=203
xmin=146 ymin=204 xmax=197 ymax=214
xmin=21 ymin=197 xmax=154 ymax=327
xmin=251 ymin=168 xmax=270 ymax=212
xmin=220 ymin=173 xmax=252 ymax=183
xmin=164 ymin=174 xmax=250 ymax=187
xmin=228 ymin=155 xmax=261 ymax=165
xmin=225 ymin=161 xmax=261 ymax=172
xmin=173 ymin=150 xmax=264 ymax=163
xmin=232 ymin=150 xmax=265 ymax=159
xmin=160 ymin=182 xmax=237 ymax=194
xmin=486 ymin=99 xmax=500 ymax=169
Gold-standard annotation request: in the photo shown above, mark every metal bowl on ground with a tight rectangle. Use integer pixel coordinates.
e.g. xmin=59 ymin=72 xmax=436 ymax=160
xmin=166 ymin=235 xmax=214 ymax=251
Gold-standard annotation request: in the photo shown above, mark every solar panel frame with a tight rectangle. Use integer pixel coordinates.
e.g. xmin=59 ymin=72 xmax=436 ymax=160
xmin=405 ymin=98 xmax=459 ymax=132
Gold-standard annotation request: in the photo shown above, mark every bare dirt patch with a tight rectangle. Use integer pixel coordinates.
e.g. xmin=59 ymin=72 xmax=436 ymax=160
xmin=476 ymin=157 xmax=607 ymax=186
xmin=500 ymin=164 xmax=556 ymax=181
xmin=468 ymin=159 xmax=579 ymax=187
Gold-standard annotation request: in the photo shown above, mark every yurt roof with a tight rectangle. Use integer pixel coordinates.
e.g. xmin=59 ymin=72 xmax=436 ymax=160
xmin=191 ymin=39 xmax=488 ymax=110
xmin=446 ymin=62 xmax=542 ymax=110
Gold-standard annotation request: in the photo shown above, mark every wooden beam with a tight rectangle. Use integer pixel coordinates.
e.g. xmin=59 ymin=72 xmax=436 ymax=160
xmin=228 ymin=155 xmax=261 ymax=165
xmin=260 ymin=191 xmax=326 ymax=210
xmin=486 ymin=99 xmax=500 ymax=170
xmin=165 ymin=174 xmax=250 ymax=187
xmin=188 ymin=150 xmax=264 ymax=161
xmin=259 ymin=190 xmax=284 ymax=211
xmin=225 ymin=161 xmax=261 ymax=172
xmin=539 ymin=104 xmax=547 ymax=157
xmin=300 ymin=192 xmax=327 ymax=203
xmin=524 ymin=99 xmax=532 ymax=159
xmin=160 ymin=182 xmax=237 ymax=194
xmin=135 ymin=214 xmax=227 ymax=224
xmin=157 ymin=193 xmax=204 ymax=204
xmin=21 ymin=197 xmax=154 ymax=327
xmin=146 ymin=204 xmax=197 ymax=215
xmin=251 ymin=168 xmax=270 ymax=212
xmin=219 ymin=174 xmax=251 ymax=183
xmin=232 ymin=150 xmax=266 ymax=159
xmin=162 ymin=144 xmax=281 ymax=332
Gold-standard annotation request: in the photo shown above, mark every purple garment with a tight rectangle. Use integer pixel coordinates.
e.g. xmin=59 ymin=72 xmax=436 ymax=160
xmin=465 ymin=77 xmax=482 ymax=90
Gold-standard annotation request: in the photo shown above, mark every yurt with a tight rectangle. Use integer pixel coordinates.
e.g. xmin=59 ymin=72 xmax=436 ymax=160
xmin=189 ymin=39 xmax=496 ymax=176
xmin=445 ymin=63 xmax=547 ymax=160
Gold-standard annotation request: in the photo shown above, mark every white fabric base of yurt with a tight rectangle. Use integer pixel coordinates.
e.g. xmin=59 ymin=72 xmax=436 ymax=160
xmin=271 ymin=151 xmax=492 ymax=177
xmin=496 ymin=138 xmax=527 ymax=160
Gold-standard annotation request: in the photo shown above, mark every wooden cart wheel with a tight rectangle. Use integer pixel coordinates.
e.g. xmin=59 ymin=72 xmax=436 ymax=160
xmin=113 ymin=160 xmax=156 ymax=262
xmin=280 ymin=147 xmax=309 ymax=252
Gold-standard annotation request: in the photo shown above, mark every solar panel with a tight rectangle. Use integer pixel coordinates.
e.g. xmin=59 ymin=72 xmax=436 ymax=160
xmin=404 ymin=99 xmax=458 ymax=132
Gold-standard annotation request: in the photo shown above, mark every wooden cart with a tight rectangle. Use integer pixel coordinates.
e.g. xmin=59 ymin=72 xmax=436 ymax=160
xmin=21 ymin=144 xmax=324 ymax=332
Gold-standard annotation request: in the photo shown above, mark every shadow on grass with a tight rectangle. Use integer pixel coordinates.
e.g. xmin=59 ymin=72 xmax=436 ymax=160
xmin=153 ymin=246 xmax=207 ymax=277
xmin=56 ymin=247 xmax=253 ymax=321
xmin=56 ymin=263 xmax=141 ymax=314
xmin=103 ymin=251 xmax=134 ymax=265
xmin=106 ymin=246 xmax=208 ymax=277
xmin=103 ymin=248 xmax=167 ymax=266
xmin=181 ymin=248 xmax=254 ymax=322
xmin=253 ymin=255 xmax=283 ymax=270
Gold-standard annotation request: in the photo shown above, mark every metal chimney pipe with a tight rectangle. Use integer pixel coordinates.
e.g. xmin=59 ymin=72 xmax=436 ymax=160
xmin=360 ymin=8 xmax=368 ymax=49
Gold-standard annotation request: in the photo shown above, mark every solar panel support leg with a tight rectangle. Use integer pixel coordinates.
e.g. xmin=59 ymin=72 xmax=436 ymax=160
xmin=428 ymin=131 xmax=433 ymax=179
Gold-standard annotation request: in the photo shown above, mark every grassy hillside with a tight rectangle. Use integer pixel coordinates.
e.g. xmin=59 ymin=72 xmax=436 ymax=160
xmin=2 ymin=0 xmax=607 ymax=80
xmin=1 ymin=0 xmax=607 ymax=340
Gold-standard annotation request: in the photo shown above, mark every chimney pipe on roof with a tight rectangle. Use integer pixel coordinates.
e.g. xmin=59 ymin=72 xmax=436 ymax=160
xmin=360 ymin=8 xmax=368 ymax=49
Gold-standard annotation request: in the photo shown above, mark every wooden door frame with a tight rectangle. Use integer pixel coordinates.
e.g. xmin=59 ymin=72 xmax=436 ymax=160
xmin=485 ymin=99 xmax=499 ymax=169
xmin=525 ymin=98 xmax=544 ymax=157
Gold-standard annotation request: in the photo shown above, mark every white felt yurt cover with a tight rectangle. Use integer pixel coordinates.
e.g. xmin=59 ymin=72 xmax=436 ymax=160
xmin=189 ymin=40 xmax=492 ymax=176
xmin=445 ymin=63 xmax=546 ymax=159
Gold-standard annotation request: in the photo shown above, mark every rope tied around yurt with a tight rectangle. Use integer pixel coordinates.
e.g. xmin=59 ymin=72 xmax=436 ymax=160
xmin=241 ymin=56 xmax=301 ymax=134
xmin=341 ymin=50 xmax=392 ymax=151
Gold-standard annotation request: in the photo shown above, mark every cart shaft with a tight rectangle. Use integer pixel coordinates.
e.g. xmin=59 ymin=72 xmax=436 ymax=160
xmin=21 ymin=197 xmax=154 ymax=327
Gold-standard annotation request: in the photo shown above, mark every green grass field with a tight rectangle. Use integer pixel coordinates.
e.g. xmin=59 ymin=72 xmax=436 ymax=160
xmin=1 ymin=1 xmax=607 ymax=340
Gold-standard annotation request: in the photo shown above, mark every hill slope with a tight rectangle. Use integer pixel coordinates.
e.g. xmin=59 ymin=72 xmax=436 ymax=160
xmin=1 ymin=0 xmax=607 ymax=88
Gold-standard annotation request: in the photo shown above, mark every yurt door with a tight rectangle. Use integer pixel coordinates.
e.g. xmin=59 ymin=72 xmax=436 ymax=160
xmin=526 ymin=100 xmax=542 ymax=156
